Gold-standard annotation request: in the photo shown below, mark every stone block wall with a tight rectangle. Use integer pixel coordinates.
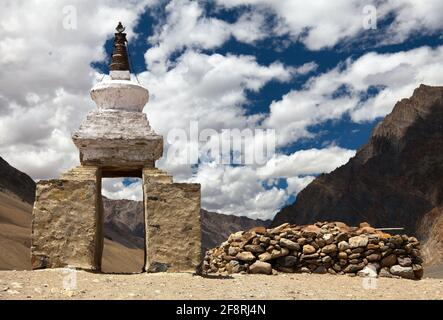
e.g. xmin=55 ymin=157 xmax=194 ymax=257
xmin=143 ymin=168 xmax=201 ymax=272
xmin=203 ymin=221 xmax=423 ymax=280
xmin=31 ymin=166 xmax=103 ymax=270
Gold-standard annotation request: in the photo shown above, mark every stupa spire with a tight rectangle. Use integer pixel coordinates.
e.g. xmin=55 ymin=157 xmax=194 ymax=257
xmin=109 ymin=22 xmax=130 ymax=72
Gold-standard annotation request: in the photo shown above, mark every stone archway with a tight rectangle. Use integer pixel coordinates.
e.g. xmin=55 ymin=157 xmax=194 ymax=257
xmin=30 ymin=23 xmax=201 ymax=273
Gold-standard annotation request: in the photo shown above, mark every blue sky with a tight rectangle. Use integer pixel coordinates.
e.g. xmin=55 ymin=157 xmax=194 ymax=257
xmin=1 ymin=1 xmax=443 ymax=219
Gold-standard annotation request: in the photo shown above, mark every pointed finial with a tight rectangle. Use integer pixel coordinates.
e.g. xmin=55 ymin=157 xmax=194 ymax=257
xmin=109 ymin=22 xmax=130 ymax=72
xmin=116 ymin=22 xmax=125 ymax=33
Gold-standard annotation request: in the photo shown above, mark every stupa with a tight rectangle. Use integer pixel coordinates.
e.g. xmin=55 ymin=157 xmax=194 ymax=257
xmin=31 ymin=23 xmax=201 ymax=273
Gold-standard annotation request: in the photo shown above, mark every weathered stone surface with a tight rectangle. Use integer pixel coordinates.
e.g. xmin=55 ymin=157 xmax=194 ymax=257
xmin=258 ymin=252 xmax=272 ymax=262
xmin=144 ymin=180 xmax=201 ymax=272
xmin=349 ymin=236 xmax=368 ymax=248
xmin=236 ymin=251 xmax=256 ymax=262
xmin=357 ymin=264 xmax=378 ymax=278
xmin=338 ymin=241 xmax=350 ymax=251
xmin=279 ymin=238 xmax=300 ymax=250
xmin=344 ymin=263 xmax=365 ymax=273
xmin=381 ymin=254 xmax=398 ymax=267
xmin=390 ymin=265 xmax=415 ymax=279
xmin=244 ymin=245 xmax=264 ymax=254
xmin=203 ymin=221 xmax=423 ymax=279
xmin=397 ymin=256 xmax=412 ymax=267
xmin=321 ymin=244 xmax=337 ymax=254
xmin=31 ymin=166 xmax=103 ymax=270
xmin=276 ymin=255 xmax=298 ymax=267
xmin=72 ymin=110 xmax=163 ymax=174
xmin=323 ymin=233 xmax=334 ymax=244
xmin=249 ymin=261 xmax=272 ymax=274
xmin=303 ymin=244 xmax=316 ymax=254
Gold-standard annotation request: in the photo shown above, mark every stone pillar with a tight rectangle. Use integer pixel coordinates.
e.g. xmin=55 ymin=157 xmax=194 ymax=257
xmin=142 ymin=168 xmax=201 ymax=272
xmin=31 ymin=166 xmax=103 ymax=270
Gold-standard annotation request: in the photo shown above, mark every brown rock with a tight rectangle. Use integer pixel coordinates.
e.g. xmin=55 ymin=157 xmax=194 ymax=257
xmin=258 ymin=252 xmax=272 ymax=262
xmin=236 ymin=251 xmax=256 ymax=262
xmin=303 ymin=244 xmax=316 ymax=254
xmin=279 ymin=238 xmax=300 ymax=250
xmin=249 ymin=226 xmax=267 ymax=235
xmin=249 ymin=261 xmax=272 ymax=274
xmin=321 ymin=244 xmax=337 ymax=254
xmin=366 ymin=253 xmax=381 ymax=262
xmin=244 ymin=245 xmax=265 ymax=254
xmin=381 ymin=254 xmax=397 ymax=267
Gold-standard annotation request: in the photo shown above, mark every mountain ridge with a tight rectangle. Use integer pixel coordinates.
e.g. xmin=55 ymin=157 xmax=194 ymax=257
xmin=272 ymin=84 xmax=443 ymax=266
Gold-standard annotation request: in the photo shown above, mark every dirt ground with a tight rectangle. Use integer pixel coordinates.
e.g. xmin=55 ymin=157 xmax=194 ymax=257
xmin=0 ymin=269 xmax=442 ymax=300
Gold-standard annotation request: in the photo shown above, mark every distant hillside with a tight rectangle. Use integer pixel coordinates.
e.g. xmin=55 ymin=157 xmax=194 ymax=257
xmin=272 ymin=85 xmax=443 ymax=269
xmin=0 ymin=157 xmax=35 ymax=204
xmin=101 ymin=197 xmax=271 ymax=254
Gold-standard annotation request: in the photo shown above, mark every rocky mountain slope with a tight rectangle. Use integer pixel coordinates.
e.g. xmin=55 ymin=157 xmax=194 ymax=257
xmin=101 ymin=198 xmax=270 ymax=254
xmin=272 ymin=85 xmax=443 ymax=266
xmin=0 ymin=157 xmax=35 ymax=204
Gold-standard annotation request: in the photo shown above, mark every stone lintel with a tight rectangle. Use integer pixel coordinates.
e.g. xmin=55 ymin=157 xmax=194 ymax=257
xmin=143 ymin=178 xmax=201 ymax=273
xmin=31 ymin=166 xmax=103 ymax=271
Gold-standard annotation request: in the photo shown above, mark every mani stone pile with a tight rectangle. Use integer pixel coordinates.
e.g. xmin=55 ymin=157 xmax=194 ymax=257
xmin=202 ymin=221 xmax=423 ymax=280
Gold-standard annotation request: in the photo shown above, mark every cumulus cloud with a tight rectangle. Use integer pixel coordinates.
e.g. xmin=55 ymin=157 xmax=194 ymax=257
xmin=102 ymin=178 xmax=143 ymax=201
xmin=257 ymin=146 xmax=356 ymax=179
xmin=0 ymin=0 xmax=155 ymax=178
xmin=1 ymin=0 xmax=441 ymax=219
xmin=145 ymin=0 xmax=268 ymax=72
xmin=264 ymin=45 xmax=443 ymax=146
xmin=215 ymin=0 xmax=443 ymax=50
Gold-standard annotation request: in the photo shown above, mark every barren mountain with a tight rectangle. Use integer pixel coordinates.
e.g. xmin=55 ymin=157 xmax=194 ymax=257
xmin=101 ymin=198 xmax=270 ymax=254
xmin=273 ymin=84 xmax=443 ymax=267
xmin=0 ymin=157 xmax=35 ymax=204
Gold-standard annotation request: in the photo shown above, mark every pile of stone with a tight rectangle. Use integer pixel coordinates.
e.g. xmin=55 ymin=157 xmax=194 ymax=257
xmin=202 ymin=221 xmax=423 ymax=280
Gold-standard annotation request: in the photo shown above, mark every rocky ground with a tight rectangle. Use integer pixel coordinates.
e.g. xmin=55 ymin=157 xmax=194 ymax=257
xmin=0 ymin=269 xmax=442 ymax=300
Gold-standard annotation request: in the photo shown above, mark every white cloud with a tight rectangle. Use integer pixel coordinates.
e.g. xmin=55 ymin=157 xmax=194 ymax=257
xmin=0 ymin=0 xmax=156 ymax=178
xmin=286 ymin=176 xmax=316 ymax=195
xmin=145 ymin=0 xmax=268 ymax=72
xmin=257 ymin=146 xmax=356 ymax=179
xmin=264 ymin=45 xmax=443 ymax=146
xmin=102 ymin=178 xmax=143 ymax=201
xmin=2 ymin=0 xmax=442 ymax=220
xmin=215 ymin=0 xmax=443 ymax=50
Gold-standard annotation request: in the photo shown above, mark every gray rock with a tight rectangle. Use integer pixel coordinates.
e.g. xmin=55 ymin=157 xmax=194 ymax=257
xmin=378 ymin=267 xmax=395 ymax=278
xmin=390 ymin=265 xmax=415 ymax=279
xmin=344 ymin=263 xmax=365 ymax=273
xmin=277 ymin=255 xmax=298 ymax=267
xmin=313 ymin=266 xmax=327 ymax=274
xmin=397 ymin=256 xmax=412 ymax=267
xmin=357 ymin=264 xmax=378 ymax=278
